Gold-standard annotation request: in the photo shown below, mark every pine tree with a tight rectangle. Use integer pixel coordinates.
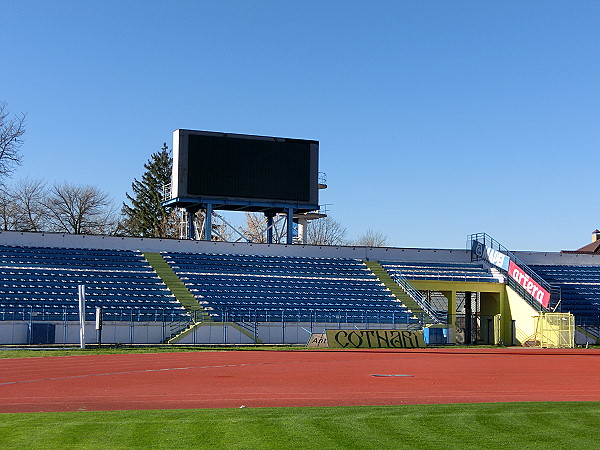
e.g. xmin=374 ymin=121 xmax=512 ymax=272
xmin=122 ymin=143 xmax=178 ymax=238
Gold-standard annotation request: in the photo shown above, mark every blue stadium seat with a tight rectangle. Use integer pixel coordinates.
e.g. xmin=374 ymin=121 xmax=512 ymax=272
xmin=379 ymin=261 xmax=498 ymax=283
xmin=163 ymin=251 xmax=417 ymax=323
xmin=0 ymin=245 xmax=185 ymax=321
xmin=529 ymin=264 xmax=600 ymax=323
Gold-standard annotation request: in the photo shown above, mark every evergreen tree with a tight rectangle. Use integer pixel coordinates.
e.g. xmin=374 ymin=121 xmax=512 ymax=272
xmin=122 ymin=143 xmax=178 ymax=238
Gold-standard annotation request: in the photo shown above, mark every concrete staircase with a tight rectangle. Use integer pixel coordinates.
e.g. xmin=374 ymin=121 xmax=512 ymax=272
xmin=143 ymin=252 xmax=210 ymax=342
xmin=364 ymin=260 xmax=434 ymax=324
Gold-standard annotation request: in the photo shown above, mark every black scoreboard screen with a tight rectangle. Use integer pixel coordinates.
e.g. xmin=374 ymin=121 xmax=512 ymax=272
xmin=172 ymin=130 xmax=319 ymax=206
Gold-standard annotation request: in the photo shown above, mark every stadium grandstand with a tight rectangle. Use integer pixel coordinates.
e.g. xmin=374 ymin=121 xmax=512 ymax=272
xmin=1 ymin=131 xmax=599 ymax=347
xmin=1 ymin=229 xmax=600 ymax=346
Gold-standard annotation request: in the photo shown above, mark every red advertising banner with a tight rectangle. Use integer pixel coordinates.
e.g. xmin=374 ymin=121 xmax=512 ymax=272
xmin=508 ymin=260 xmax=550 ymax=308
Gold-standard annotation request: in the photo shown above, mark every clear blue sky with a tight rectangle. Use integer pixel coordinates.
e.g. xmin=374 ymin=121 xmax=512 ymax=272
xmin=2 ymin=1 xmax=598 ymax=251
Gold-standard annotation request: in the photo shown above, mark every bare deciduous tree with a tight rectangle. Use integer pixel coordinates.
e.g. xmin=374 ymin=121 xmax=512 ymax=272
xmin=242 ymin=212 xmax=268 ymax=243
xmin=12 ymin=178 xmax=48 ymax=232
xmin=240 ymin=212 xmax=292 ymax=243
xmin=354 ymin=229 xmax=389 ymax=247
xmin=240 ymin=213 xmax=348 ymax=246
xmin=0 ymin=102 xmax=26 ymax=182
xmin=46 ymin=182 xmax=117 ymax=234
xmin=0 ymin=186 xmax=19 ymax=231
xmin=306 ymin=216 xmax=347 ymax=246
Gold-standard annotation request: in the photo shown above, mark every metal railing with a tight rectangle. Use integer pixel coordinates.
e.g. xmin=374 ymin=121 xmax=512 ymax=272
xmin=389 ymin=273 xmax=444 ymax=324
xmin=205 ymin=307 xmax=422 ymax=326
xmin=0 ymin=305 xmax=425 ymax=345
xmin=318 ymin=172 xmax=327 ymax=187
xmin=467 ymin=232 xmax=552 ymax=312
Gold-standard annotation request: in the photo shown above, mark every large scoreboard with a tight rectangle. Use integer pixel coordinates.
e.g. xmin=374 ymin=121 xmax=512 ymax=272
xmin=171 ymin=129 xmax=319 ymax=209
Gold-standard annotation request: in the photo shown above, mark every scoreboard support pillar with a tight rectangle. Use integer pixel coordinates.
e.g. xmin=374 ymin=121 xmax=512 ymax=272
xmin=297 ymin=218 xmax=308 ymax=244
xmin=204 ymin=203 xmax=213 ymax=241
xmin=286 ymin=208 xmax=294 ymax=245
xmin=266 ymin=213 xmax=275 ymax=244
xmin=187 ymin=209 xmax=195 ymax=240
xmin=186 ymin=206 xmax=201 ymax=240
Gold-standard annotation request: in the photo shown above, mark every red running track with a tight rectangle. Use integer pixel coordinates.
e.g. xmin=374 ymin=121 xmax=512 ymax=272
xmin=1 ymin=348 xmax=600 ymax=413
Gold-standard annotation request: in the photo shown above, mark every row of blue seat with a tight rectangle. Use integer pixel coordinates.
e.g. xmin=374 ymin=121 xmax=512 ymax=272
xmin=164 ymin=251 xmax=415 ymax=322
xmin=179 ymin=274 xmax=378 ymax=282
xmin=0 ymin=252 xmax=148 ymax=262
xmin=0 ymin=271 xmax=162 ymax=280
xmin=0 ymin=261 xmax=151 ymax=272
xmin=200 ymin=295 xmax=406 ymax=309
xmin=165 ymin=251 xmax=362 ymax=263
xmin=381 ymin=261 xmax=489 ymax=270
xmin=0 ymin=291 xmax=176 ymax=303
xmin=203 ymin=301 xmax=406 ymax=308
xmin=1 ymin=289 xmax=172 ymax=298
xmin=0 ymin=245 xmax=144 ymax=260
xmin=189 ymin=287 xmax=394 ymax=295
xmin=0 ymin=283 xmax=169 ymax=292
xmin=211 ymin=308 xmax=420 ymax=324
xmin=173 ymin=267 xmax=374 ymax=278
xmin=0 ymin=246 xmax=186 ymax=320
xmin=380 ymin=261 xmax=498 ymax=283
xmin=165 ymin=257 xmax=367 ymax=266
xmin=0 ymin=246 xmax=151 ymax=272
xmin=181 ymin=276 xmax=391 ymax=287
xmin=164 ymin=253 xmax=373 ymax=273
xmin=0 ymin=267 xmax=159 ymax=276
xmin=529 ymin=264 xmax=600 ymax=319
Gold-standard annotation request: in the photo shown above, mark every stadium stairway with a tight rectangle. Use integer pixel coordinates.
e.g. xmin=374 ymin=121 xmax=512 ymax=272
xmin=143 ymin=252 xmax=209 ymax=342
xmin=364 ymin=261 xmax=434 ymax=324
xmin=143 ymin=252 xmax=206 ymax=314
xmin=143 ymin=252 xmax=260 ymax=344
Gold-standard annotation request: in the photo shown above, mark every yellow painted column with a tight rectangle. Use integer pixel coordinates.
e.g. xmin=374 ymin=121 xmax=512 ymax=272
xmin=441 ymin=290 xmax=457 ymax=344
xmin=499 ymin=287 xmax=510 ymax=345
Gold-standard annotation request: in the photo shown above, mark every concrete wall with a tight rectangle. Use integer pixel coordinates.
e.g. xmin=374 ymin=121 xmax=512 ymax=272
xmin=0 ymin=321 xmax=168 ymax=345
xmin=505 ymin=286 xmax=540 ymax=345
xmin=0 ymin=320 xmax=414 ymax=345
xmin=515 ymin=251 xmax=600 ymax=266
xmin=0 ymin=230 xmax=472 ymax=263
xmin=4 ymin=230 xmax=600 ymax=266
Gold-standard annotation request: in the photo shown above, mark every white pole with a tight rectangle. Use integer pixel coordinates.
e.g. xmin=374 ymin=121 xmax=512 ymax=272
xmin=95 ymin=306 xmax=103 ymax=346
xmin=78 ymin=285 xmax=86 ymax=349
xmin=297 ymin=218 xmax=308 ymax=244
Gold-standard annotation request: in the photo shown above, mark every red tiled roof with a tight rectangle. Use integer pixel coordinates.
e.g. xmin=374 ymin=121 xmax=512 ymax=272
xmin=563 ymin=240 xmax=600 ymax=254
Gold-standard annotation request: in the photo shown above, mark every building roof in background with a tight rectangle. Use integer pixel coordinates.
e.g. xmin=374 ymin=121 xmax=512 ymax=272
xmin=563 ymin=230 xmax=600 ymax=254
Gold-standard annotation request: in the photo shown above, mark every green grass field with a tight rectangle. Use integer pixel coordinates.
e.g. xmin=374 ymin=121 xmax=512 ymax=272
xmin=1 ymin=402 xmax=599 ymax=449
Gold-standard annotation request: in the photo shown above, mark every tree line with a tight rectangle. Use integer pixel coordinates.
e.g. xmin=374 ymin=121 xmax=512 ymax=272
xmin=0 ymin=101 xmax=388 ymax=246
xmin=0 ymin=179 xmax=118 ymax=234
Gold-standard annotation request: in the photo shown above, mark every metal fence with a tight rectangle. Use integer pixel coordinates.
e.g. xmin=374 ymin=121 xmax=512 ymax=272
xmin=0 ymin=306 xmax=424 ymax=346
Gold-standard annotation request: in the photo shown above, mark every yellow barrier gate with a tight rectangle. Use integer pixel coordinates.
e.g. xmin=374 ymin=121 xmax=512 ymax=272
xmin=533 ymin=313 xmax=575 ymax=348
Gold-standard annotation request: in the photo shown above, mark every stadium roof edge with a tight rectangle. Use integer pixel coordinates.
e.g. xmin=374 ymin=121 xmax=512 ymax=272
xmin=3 ymin=231 xmax=600 ymax=266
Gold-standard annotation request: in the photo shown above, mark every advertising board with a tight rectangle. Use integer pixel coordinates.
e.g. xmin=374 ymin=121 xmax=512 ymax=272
xmin=325 ymin=329 xmax=426 ymax=349
xmin=508 ymin=260 xmax=550 ymax=308
xmin=472 ymin=240 xmax=550 ymax=308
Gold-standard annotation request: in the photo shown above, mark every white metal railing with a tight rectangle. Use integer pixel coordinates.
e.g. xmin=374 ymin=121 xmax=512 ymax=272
xmin=162 ymin=183 xmax=172 ymax=202
xmin=318 ymin=172 xmax=327 ymax=186
xmin=390 ymin=273 xmax=443 ymax=324
xmin=467 ymin=232 xmax=552 ymax=311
